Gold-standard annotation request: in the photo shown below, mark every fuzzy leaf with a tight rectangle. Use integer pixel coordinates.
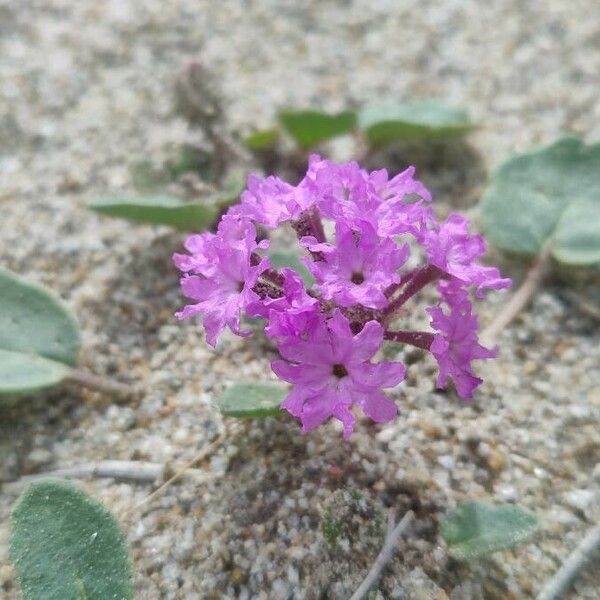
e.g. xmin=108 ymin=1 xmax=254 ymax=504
xmin=244 ymin=128 xmax=280 ymax=151
xmin=90 ymin=195 xmax=218 ymax=231
xmin=215 ymin=383 xmax=287 ymax=418
xmin=0 ymin=268 xmax=80 ymax=366
xmin=441 ymin=502 xmax=537 ymax=561
xmin=0 ymin=349 xmax=71 ymax=395
xmin=279 ymin=109 xmax=357 ymax=150
xmin=269 ymin=251 xmax=315 ymax=287
xmin=10 ymin=479 xmax=133 ymax=600
xmin=0 ymin=269 xmax=80 ymax=396
xmin=480 ymin=138 xmax=600 ymax=264
xmin=551 ymin=196 xmax=600 ymax=264
xmin=359 ymin=101 xmax=475 ymax=146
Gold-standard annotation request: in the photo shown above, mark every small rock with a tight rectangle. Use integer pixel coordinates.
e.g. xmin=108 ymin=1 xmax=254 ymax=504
xmin=0 ymin=564 xmax=14 ymax=589
xmin=0 ymin=449 xmax=19 ymax=481
xmin=495 ymin=484 xmax=517 ymax=502
xmin=450 ymin=580 xmax=484 ymax=600
xmin=229 ymin=567 xmax=247 ymax=585
xmin=26 ymin=448 xmax=53 ymax=468
xmin=485 ymin=448 xmax=507 ymax=475
xmin=402 ymin=567 xmax=449 ymax=600
xmin=563 ymin=489 xmax=597 ymax=514
xmin=437 ymin=455 xmax=455 ymax=470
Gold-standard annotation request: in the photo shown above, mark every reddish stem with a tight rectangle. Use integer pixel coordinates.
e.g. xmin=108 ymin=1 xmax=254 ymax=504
xmin=384 ymin=330 xmax=434 ymax=350
xmin=384 ymin=267 xmax=419 ymax=299
xmin=385 ymin=264 xmax=442 ymax=318
xmin=307 ymin=207 xmax=327 ymax=243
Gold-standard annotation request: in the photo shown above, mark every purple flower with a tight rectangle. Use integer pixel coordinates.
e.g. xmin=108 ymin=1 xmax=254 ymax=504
xmin=235 ymin=173 xmax=301 ymax=228
xmin=427 ymin=298 xmax=496 ymax=398
xmin=272 ymin=310 xmax=406 ymax=438
xmin=370 ymin=165 xmax=432 ymax=203
xmin=173 ymin=156 xmax=509 ymax=437
xmin=376 ymin=197 xmax=434 ymax=241
xmin=302 ymin=157 xmax=381 ymax=226
xmin=174 ymin=218 xmax=270 ymax=347
xmin=172 ymin=231 xmax=216 ymax=274
xmin=247 ymin=268 xmax=320 ymax=341
xmin=302 ymin=221 xmax=410 ymax=309
xmin=424 ymin=214 xmax=511 ymax=297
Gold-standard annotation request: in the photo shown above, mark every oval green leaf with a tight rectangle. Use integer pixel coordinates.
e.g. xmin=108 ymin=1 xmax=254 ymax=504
xmin=89 ymin=195 xmax=218 ymax=231
xmin=440 ymin=502 xmax=537 ymax=561
xmin=0 ymin=349 xmax=71 ymax=395
xmin=279 ymin=109 xmax=357 ymax=150
xmin=0 ymin=268 xmax=80 ymax=367
xmin=480 ymin=138 xmax=600 ymax=264
xmin=244 ymin=128 xmax=280 ymax=151
xmin=10 ymin=479 xmax=133 ymax=600
xmin=359 ymin=101 xmax=475 ymax=146
xmin=215 ymin=383 xmax=288 ymax=418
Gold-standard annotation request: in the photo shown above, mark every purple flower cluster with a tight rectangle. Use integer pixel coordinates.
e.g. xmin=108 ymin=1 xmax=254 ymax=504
xmin=174 ymin=156 xmax=510 ymax=438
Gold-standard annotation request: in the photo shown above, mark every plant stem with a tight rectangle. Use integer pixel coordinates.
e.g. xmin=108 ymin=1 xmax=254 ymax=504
xmin=67 ymin=368 xmax=141 ymax=401
xmin=350 ymin=510 xmax=414 ymax=600
xmin=384 ymin=264 xmax=442 ymax=321
xmin=536 ymin=524 xmax=600 ymax=600
xmin=384 ymin=330 xmax=434 ymax=350
xmin=481 ymin=244 xmax=553 ymax=343
xmin=385 ymin=267 xmax=419 ymax=299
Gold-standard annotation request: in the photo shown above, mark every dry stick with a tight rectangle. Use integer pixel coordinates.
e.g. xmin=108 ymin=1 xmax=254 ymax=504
xmin=350 ymin=510 xmax=415 ymax=600
xmin=4 ymin=461 xmax=165 ymax=493
xmin=481 ymin=244 xmax=553 ymax=343
xmin=67 ymin=368 xmax=142 ymax=401
xmin=537 ymin=524 xmax=600 ymax=600
xmin=563 ymin=290 xmax=600 ymax=322
xmin=121 ymin=423 xmax=226 ymax=520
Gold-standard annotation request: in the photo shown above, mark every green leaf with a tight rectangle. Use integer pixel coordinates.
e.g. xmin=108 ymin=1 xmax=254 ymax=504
xmin=359 ymin=101 xmax=475 ymax=146
xmin=551 ymin=196 xmax=600 ymax=264
xmin=0 ymin=268 xmax=80 ymax=366
xmin=480 ymin=138 xmax=600 ymax=264
xmin=244 ymin=128 xmax=280 ymax=151
xmin=0 ymin=349 xmax=71 ymax=395
xmin=89 ymin=195 xmax=218 ymax=231
xmin=440 ymin=502 xmax=537 ymax=561
xmin=279 ymin=109 xmax=357 ymax=150
xmin=0 ymin=268 xmax=80 ymax=396
xmin=215 ymin=383 xmax=287 ymax=418
xmin=269 ymin=251 xmax=315 ymax=287
xmin=10 ymin=479 xmax=133 ymax=600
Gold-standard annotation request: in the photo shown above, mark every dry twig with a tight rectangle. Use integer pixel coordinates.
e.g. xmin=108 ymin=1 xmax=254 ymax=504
xmin=349 ymin=509 xmax=414 ymax=600
xmin=537 ymin=524 xmax=600 ymax=600
xmin=3 ymin=460 xmax=165 ymax=493
xmin=482 ymin=244 xmax=553 ymax=343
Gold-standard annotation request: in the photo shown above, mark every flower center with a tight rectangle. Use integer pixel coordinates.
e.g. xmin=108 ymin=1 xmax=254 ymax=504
xmin=332 ymin=364 xmax=348 ymax=378
xmin=351 ymin=271 xmax=365 ymax=285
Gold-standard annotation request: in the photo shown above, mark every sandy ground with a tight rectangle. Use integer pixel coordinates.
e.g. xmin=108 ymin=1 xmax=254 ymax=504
xmin=1 ymin=1 xmax=600 ymax=598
